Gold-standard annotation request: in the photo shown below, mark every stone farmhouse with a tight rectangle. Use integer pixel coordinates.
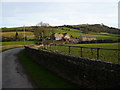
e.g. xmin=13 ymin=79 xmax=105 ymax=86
xmin=50 ymin=33 xmax=96 ymax=43
xmin=50 ymin=33 xmax=72 ymax=41
xmin=79 ymin=35 xmax=96 ymax=41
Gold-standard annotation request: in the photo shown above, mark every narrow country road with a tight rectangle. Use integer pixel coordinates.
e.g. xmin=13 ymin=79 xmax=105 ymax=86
xmin=2 ymin=47 xmax=34 ymax=88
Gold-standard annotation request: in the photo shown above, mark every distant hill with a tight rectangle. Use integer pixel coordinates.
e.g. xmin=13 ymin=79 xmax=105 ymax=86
xmin=1 ymin=24 xmax=120 ymax=34
xmin=1 ymin=26 xmax=34 ymax=32
xmin=1 ymin=24 xmax=120 ymax=41
xmin=59 ymin=24 xmax=120 ymax=34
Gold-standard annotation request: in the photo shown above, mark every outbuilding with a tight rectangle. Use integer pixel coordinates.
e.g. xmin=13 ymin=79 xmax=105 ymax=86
xmin=79 ymin=35 xmax=96 ymax=41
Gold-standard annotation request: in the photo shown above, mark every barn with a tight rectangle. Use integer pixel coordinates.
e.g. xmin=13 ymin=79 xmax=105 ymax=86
xmin=79 ymin=35 xmax=96 ymax=41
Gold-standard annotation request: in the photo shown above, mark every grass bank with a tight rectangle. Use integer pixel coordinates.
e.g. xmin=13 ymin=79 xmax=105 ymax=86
xmin=1 ymin=41 xmax=34 ymax=46
xmin=18 ymin=49 xmax=75 ymax=88
xmin=1 ymin=45 xmax=23 ymax=52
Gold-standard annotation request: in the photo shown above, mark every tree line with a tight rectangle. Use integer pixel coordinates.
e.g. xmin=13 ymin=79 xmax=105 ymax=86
xmin=63 ymin=24 xmax=120 ymax=34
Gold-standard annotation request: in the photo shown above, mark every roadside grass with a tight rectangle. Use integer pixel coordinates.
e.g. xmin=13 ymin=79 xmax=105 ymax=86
xmin=0 ymin=41 xmax=34 ymax=52
xmin=2 ymin=41 xmax=34 ymax=46
xmin=18 ymin=49 xmax=75 ymax=88
xmin=40 ymin=43 xmax=120 ymax=64
xmin=1 ymin=45 xmax=23 ymax=52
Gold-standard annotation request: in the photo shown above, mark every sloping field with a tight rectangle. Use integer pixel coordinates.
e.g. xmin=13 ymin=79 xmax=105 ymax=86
xmin=1 ymin=32 xmax=34 ymax=39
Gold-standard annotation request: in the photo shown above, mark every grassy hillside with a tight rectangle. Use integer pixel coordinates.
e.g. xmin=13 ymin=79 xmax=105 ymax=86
xmin=2 ymin=32 xmax=34 ymax=39
xmin=63 ymin=24 xmax=120 ymax=34
xmin=1 ymin=24 xmax=120 ymax=41
xmin=52 ymin=27 xmax=120 ymax=40
xmin=1 ymin=26 xmax=33 ymax=32
xmin=2 ymin=24 xmax=120 ymax=34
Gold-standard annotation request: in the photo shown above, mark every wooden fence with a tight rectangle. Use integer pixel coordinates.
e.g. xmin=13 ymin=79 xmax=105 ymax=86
xmin=41 ymin=44 xmax=120 ymax=64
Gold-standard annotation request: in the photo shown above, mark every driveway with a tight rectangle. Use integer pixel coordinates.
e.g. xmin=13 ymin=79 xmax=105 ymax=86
xmin=2 ymin=47 xmax=34 ymax=88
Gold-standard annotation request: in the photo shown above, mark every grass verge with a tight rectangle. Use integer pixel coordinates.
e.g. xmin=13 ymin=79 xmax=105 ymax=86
xmin=1 ymin=45 xmax=23 ymax=52
xmin=18 ymin=49 xmax=75 ymax=88
xmin=1 ymin=41 xmax=34 ymax=46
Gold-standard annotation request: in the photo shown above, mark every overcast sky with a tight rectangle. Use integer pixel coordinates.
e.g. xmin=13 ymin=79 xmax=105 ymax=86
xmin=1 ymin=0 xmax=119 ymax=28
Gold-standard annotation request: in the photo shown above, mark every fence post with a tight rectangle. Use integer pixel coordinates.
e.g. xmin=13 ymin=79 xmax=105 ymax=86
xmin=43 ymin=45 xmax=45 ymax=50
xmin=69 ymin=46 xmax=71 ymax=55
xmin=45 ymin=45 xmax=47 ymax=50
xmin=80 ymin=47 xmax=83 ymax=57
xmin=50 ymin=44 xmax=51 ymax=51
xmin=55 ymin=44 xmax=56 ymax=52
xmin=47 ymin=44 xmax=48 ymax=49
xmin=45 ymin=44 xmax=47 ymax=50
xmin=91 ymin=48 xmax=93 ymax=58
xmin=97 ymin=48 xmax=100 ymax=59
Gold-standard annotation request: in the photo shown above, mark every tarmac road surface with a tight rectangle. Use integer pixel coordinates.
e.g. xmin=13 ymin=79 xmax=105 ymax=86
xmin=2 ymin=47 xmax=34 ymax=88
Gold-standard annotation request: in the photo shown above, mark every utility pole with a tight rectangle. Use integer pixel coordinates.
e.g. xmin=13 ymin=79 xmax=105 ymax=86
xmin=42 ymin=31 xmax=43 ymax=42
xmin=24 ymin=25 xmax=25 ymax=46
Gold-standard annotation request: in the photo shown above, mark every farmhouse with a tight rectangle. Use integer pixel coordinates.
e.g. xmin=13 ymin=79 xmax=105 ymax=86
xmin=50 ymin=33 xmax=72 ymax=41
xmin=79 ymin=35 xmax=96 ymax=41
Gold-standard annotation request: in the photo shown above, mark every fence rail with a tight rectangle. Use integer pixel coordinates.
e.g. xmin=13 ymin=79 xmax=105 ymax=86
xmin=41 ymin=44 xmax=120 ymax=64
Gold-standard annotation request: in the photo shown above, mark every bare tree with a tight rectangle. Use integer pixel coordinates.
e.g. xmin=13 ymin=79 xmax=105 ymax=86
xmin=36 ymin=21 xmax=50 ymax=27
xmin=33 ymin=22 xmax=50 ymax=41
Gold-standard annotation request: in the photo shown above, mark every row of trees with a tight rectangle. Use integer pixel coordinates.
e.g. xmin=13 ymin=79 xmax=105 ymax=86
xmin=63 ymin=24 xmax=120 ymax=34
xmin=2 ymin=22 xmax=54 ymax=42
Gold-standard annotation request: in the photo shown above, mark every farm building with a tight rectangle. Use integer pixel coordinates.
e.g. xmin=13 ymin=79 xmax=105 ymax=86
xmin=79 ymin=35 xmax=96 ymax=41
xmin=50 ymin=33 xmax=72 ymax=41
xmin=69 ymin=38 xmax=79 ymax=43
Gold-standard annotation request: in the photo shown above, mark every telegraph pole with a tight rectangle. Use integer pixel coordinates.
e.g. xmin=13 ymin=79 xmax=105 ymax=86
xmin=24 ymin=25 xmax=25 ymax=46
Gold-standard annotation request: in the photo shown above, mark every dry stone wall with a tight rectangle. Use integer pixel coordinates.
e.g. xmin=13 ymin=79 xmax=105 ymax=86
xmin=25 ymin=46 xmax=120 ymax=88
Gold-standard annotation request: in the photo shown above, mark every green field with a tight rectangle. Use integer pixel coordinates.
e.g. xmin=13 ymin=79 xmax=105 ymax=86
xmin=1 ymin=41 xmax=34 ymax=46
xmin=53 ymin=27 xmax=120 ymax=40
xmin=1 ymin=26 xmax=120 ymax=41
xmin=2 ymin=31 xmax=34 ymax=39
xmin=67 ymin=43 xmax=119 ymax=49
xmin=40 ymin=43 xmax=120 ymax=64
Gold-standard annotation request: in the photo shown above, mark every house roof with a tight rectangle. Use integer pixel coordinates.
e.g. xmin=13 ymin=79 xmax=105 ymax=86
xmin=61 ymin=33 xmax=67 ymax=36
xmin=53 ymin=33 xmax=71 ymax=37
xmin=54 ymin=33 xmax=64 ymax=38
